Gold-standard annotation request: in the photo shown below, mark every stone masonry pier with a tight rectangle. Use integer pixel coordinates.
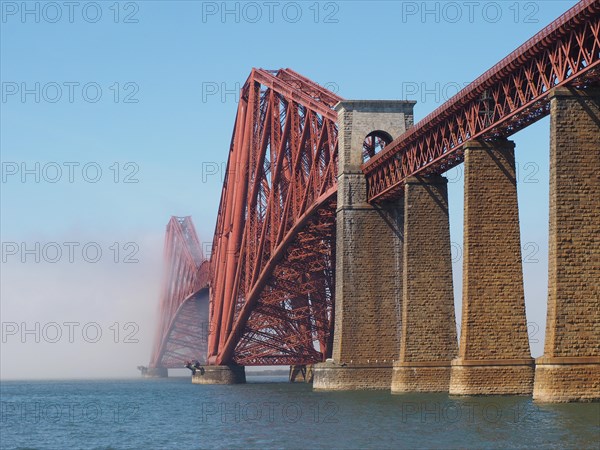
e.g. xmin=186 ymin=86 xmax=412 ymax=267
xmin=391 ymin=175 xmax=457 ymax=393
xmin=533 ymin=87 xmax=600 ymax=402
xmin=312 ymin=100 xmax=415 ymax=390
xmin=449 ymin=139 xmax=534 ymax=395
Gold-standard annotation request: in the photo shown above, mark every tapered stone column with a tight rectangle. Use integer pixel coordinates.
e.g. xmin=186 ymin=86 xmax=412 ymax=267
xmin=313 ymin=100 xmax=415 ymax=390
xmin=391 ymin=175 xmax=458 ymax=393
xmin=449 ymin=139 xmax=534 ymax=395
xmin=533 ymin=87 xmax=600 ymax=403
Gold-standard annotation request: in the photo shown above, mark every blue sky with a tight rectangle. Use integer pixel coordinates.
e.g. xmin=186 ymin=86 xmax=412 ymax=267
xmin=0 ymin=0 xmax=579 ymax=378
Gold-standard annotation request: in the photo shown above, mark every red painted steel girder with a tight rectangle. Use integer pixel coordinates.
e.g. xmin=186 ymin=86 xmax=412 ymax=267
xmin=208 ymin=69 xmax=342 ymax=365
xmin=149 ymin=216 xmax=210 ymax=368
xmin=364 ymin=0 xmax=600 ymax=201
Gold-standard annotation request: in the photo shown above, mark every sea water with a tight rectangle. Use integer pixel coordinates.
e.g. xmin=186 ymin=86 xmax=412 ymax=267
xmin=1 ymin=377 xmax=598 ymax=449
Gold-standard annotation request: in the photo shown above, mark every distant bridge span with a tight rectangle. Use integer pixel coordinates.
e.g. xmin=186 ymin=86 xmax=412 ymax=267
xmin=148 ymin=217 xmax=210 ymax=369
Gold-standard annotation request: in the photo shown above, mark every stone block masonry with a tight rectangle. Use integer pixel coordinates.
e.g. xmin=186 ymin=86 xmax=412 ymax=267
xmin=449 ymin=139 xmax=534 ymax=395
xmin=533 ymin=87 xmax=600 ymax=402
xmin=313 ymin=100 xmax=415 ymax=390
xmin=391 ymin=175 xmax=457 ymax=393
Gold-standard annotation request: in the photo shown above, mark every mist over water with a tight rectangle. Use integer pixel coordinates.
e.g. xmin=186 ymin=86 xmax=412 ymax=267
xmin=1 ymin=378 xmax=598 ymax=449
xmin=0 ymin=230 xmax=164 ymax=380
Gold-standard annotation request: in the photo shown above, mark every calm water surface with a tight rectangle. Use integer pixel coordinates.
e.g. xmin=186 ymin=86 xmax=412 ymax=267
xmin=1 ymin=377 xmax=598 ymax=449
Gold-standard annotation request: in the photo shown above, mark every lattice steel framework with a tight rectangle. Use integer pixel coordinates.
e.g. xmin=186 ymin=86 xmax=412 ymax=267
xmin=149 ymin=216 xmax=210 ymax=368
xmin=208 ymin=69 xmax=342 ymax=365
xmin=364 ymin=0 xmax=600 ymax=201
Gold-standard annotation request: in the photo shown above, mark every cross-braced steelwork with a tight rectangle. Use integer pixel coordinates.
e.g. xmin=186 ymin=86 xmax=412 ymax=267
xmin=149 ymin=216 xmax=210 ymax=368
xmin=364 ymin=0 xmax=600 ymax=201
xmin=208 ymin=68 xmax=342 ymax=365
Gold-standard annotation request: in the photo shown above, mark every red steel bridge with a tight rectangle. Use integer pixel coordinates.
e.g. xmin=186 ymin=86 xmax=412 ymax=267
xmin=147 ymin=0 xmax=600 ymax=371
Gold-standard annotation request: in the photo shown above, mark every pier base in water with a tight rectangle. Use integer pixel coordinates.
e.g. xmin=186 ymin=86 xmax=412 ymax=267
xmin=312 ymin=361 xmax=393 ymax=390
xmin=192 ymin=365 xmax=246 ymax=384
xmin=138 ymin=366 xmax=168 ymax=378
xmin=533 ymin=357 xmax=600 ymax=402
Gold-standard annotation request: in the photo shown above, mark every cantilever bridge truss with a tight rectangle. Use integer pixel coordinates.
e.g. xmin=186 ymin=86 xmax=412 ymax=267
xmin=149 ymin=217 xmax=210 ymax=368
xmin=208 ymin=68 xmax=342 ymax=366
xmin=149 ymin=0 xmax=600 ymax=369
